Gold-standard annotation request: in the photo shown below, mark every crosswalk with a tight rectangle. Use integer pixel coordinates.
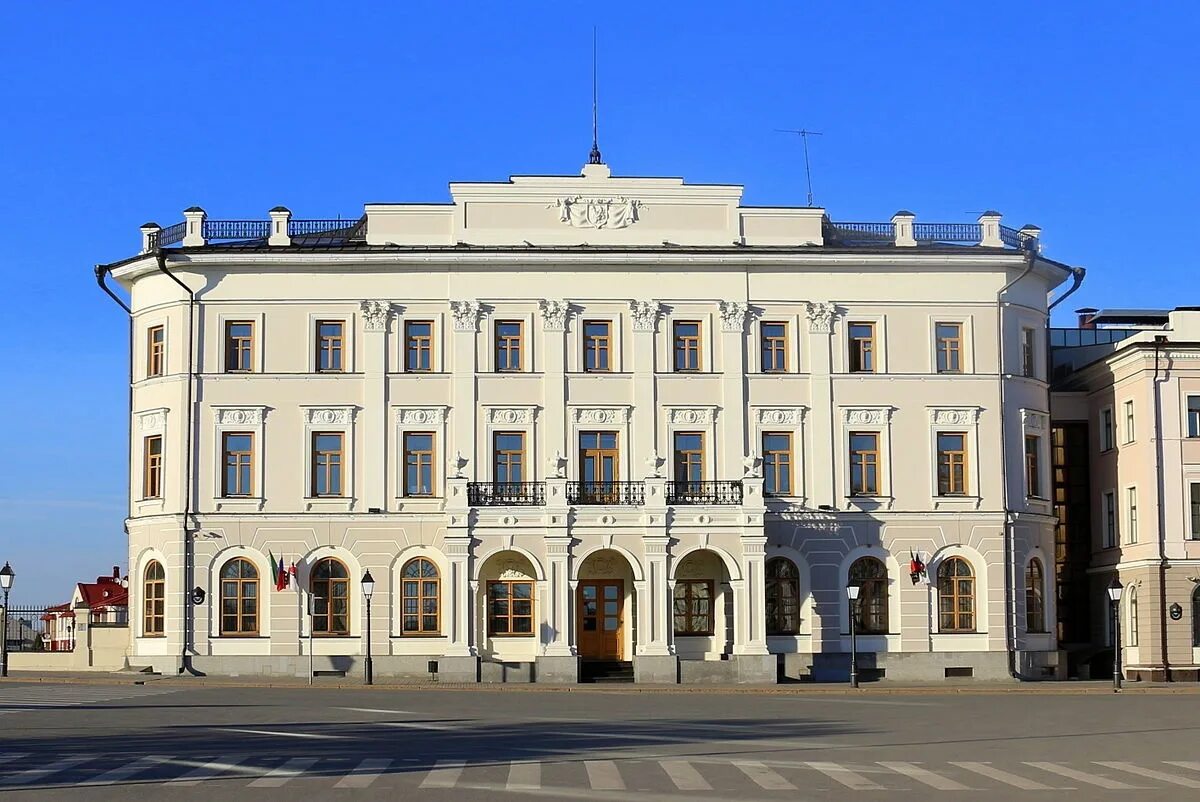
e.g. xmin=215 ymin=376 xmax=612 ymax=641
xmin=0 ymin=753 xmax=1199 ymax=793
xmin=0 ymin=683 xmax=178 ymax=715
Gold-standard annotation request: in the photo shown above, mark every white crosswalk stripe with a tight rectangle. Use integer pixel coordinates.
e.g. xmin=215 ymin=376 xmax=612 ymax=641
xmin=0 ymin=685 xmax=176 ymax=716
xmin=165 ymin=757 xmax=255 ymax=786
xmin=734 ymin=760 xmax=797 ymax=790
xmin=1025 ymin=761 xmax=1146 ymax=789
xmin=334 ymin=758 xmax=392 ymax=789
xmin=0 ymin=756 xmax=93 ymax=786
xmin=879 ymin=761 xmax=970 ymax=790
xmin=659 ymin=759 xmax=711 ymax=791
xmin=1097 ymin=761 xmax=1200 ymax=789
xmin=419 ymin=759 xmax=465 ymax=789
xmin=806 ymin=761 xmax=883 ymax=791
xmin=248 ymin=757 xmax=318 ymax=788
xmin=584 ymin=759 xmax=625 ymax=790
xmin=84 ymin=756 xmax=166 ymax=786
xmin=950 ymin=762 xmax=1058 ymax=790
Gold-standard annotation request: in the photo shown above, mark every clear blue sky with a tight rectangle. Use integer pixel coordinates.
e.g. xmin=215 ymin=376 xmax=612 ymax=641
xmin=0 ymin=2 xmax=1195 ymax=601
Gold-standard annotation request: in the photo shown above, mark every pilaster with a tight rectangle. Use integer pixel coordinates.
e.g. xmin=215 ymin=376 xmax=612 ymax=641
xmin=449 ymin=300 xmax=481 ymax=477
xmin=360 ymin=300 xmax=391 ymax=511
xmin=544 ymin=476 xmax=574 ymax=656
xmin=718 ymin=301 xmax=749 ymax=479
xmin=639 ymin=476 xmax=673 ymax=656
xmin=630 ymin=300 xmax=662 ymax=471
xmin=805 ymin=301 xmax=838 ymax=508
xmin=540 ymin=300 xmax=569 ymax=474
xmin=444 ymin=477 xmax=475 ymax=656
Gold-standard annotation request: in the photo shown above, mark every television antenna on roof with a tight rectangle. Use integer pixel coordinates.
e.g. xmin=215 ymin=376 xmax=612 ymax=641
xmin=775 ymin=128 xmax=823 ymax=207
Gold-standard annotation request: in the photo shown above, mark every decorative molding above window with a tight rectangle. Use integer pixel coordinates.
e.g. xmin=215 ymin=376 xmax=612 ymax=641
xmin=668 ymin=407 xmax=716 ymax=426
xmin=1021 ymin=409 xmax=1049 ymax=432
xmin=449 ymin=300 xmax=482 ymax=332
xmin=214 ymin=407 xmax=265 ymax=427
xmin=136 ymin=408 xmax=168 ymax=433
xmin=841 ymin=407 xmax=893 ymax=426
xmin=550 ymin=196 xmax=642 ymax=229
xmin=927 ymin=407 xmax=981 ymax=427
xmin=359 ymin=300 xmax=393 ymax=331
xmin=538 ymin=299 xmax=570 ymax=331
xmin=754 ymin=407 xmax=806 ymax=426
xmin=805 ymin=301 xmax=839 ymax=333
xmin=629 ymin=300 xmax=661 ymax=332
xmin=303 ymin=406 xmax=355 ymax=426
xmin=485 ymin=406 xmax=537 ymax=425
xmin=718 ymin=301 xmax=749 ymax=333
xmin=570 ymin=406 xmax=631 ymax=425
xmin=394 ymin=407 xmax=446 ymax=426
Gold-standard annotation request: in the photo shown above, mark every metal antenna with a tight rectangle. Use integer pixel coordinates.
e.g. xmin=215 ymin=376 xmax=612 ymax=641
xmin=589 ymin=27 xmax=603 ymax=164
xmin=776 ymin=128 xmax=823 ymax=207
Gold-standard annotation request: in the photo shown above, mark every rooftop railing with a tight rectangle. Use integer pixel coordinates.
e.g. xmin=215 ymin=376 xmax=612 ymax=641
xmin=824 ymin=215 xmax=1040 ymax=251
xmin=203 ymin=220 xmax=271 ymax=241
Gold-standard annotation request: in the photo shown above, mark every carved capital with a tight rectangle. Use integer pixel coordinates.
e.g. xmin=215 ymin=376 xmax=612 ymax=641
xmin=629 ymin=300 xmax=661 ymax=332
xmin=449 ymin=300 xmax=482 ymax=332
xmin=359 ymin=300 xmax=392 ymax=332
xmin=538 ymin=299 xmax=570 ymax=331
xmin=805 ymin=301 xmax=839 ymax=333
xmin=718 ymin=300 xmax=749 ymax=333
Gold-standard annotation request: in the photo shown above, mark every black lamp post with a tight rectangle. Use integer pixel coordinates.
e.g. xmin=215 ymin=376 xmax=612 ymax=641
xmin=1107 ymin=577 xmax=1123 ymax=693
xmin=362 ymin=569 xmax=375 ymax=686
xmin=0 ymin=562 xmax=14 ymax=679
xmin=846 ymin=582 xmax=861 ymax=689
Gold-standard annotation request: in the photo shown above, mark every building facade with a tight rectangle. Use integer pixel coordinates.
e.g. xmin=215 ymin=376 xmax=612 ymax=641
xmin=98 ymin=161 xmax=1077 ymax=682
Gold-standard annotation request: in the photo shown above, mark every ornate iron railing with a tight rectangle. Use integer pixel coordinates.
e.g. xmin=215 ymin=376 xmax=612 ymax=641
xmin=150 ymin=221 xmax=187 ymax=250
xmin=202 ymin=220 xmax=271 ymax=241
xmin=568 ymin=481 xmax=646 ymax=505
xmin=288 ymin=218 xmax=361 ymax=237
xmin=999 ymin=225 xmax=1033 ymax=250
xmin=667 ymin=480 xmax=743 ymax=505
xmin=913 ymin=222 xmax=981 ymax=243
xmin=467 ymin=482 xmax=546 ymax=506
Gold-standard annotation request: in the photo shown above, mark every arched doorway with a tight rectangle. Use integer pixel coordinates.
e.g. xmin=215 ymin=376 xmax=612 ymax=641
xmin=576 ymin=549 xmax=637 ymax=662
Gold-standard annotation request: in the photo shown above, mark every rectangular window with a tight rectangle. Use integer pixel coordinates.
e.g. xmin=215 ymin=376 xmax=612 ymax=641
xmin=404 ymin=321 xmax=433 ymax=372
xmin=147 ymin=325 xmax=165 ymax=378
xmin=315 ymin=320 xmax=344 ymax=372
xmin=1189 ymin=397 xmax=1200 ymax=438
xmin=673 ymin=579 xmax=715 ymax=635
xmin=487 ymin=580 xmax=534 ymax=636
xmin=1021 ymin=327 xmax=1037 ymax=378
xmin=936 ymin=432 xmax=968 ymax=496
xmin=403 ymin=433 xmax=435 ymax=496
xmin=849 ymin=432 xmax=880 ymax=496
xmin=1126 ymin=487 xmax=1138 ymax=544
xmin=760 ymin=322 xmax=788 ymax=373
xmin=221 ymin=432 xmax=253 ymax=497
xmin=1100 ymin=408 xmax=1114 ymax=452
xmin=579 ymin=431 xmax=619 ymax=484
xmin=762 ymin=432 xmax=793 ymax=496
xmin=1191 ymin=483 xmax=1200 ymax=540
xmin=848 ymin=322 xmax=875 ymax=373
xmin=673 ymin=432 xmax=705 ymax=486
xmin=1123 ymin=399 xmax=1135 ymax=443
xmin=935 ymin=322 xmax=962 ymax=373
xmin=143 ymin=435 xmax=163 ymax=499
xmin=583 ymin=320 xmax=611 ymax=372
xmin=493 ymin=432 xmax=525 ymax=484
xmin=224 ymin=321 xmax=254 ymax=373
xmin=495 ymin=320 xmax=523 ymax=371
xmin=1025 ymin=435 xmax=1041 ymax=498
xmin=673 ymin=321 xmax=702 ymax=372
xmin=1102 ymin=490 xmax=1117 ymax=548
xmin=311 ymin=432 xmax=344 ymax=497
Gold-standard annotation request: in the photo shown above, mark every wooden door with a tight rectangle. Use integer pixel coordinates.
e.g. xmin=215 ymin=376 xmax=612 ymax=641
xmin=580 ymin=432 xmax=619 ymax=502
xmin=577 ymin=580 xmax=623 ymax=660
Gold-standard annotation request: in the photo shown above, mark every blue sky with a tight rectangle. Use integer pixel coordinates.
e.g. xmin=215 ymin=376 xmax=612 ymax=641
xmin=0 ymin=2 xmax=1195 ymax=600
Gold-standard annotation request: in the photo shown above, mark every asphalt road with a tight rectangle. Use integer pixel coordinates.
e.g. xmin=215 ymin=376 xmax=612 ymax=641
xmin=1 ymin=681 xmax=1199 ymax=800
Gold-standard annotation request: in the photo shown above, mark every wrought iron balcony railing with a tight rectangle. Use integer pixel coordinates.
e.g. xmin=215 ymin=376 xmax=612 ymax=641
xmin=467 ymin=482 xmax=546 ymax=506
xmin=149 ymin=221 xmax=187 ymax=250
xmin=567 ymin=481 xmax=646 ymax=505
xmin=667 ymin=480 xmax=744 ymax=505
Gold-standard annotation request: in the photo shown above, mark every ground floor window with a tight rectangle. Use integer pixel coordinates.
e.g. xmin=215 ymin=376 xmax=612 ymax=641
xmin=488 ymin=580 xmax=533 ymax=636
xmin=849 ymin=556 xmax=888 ymax=634
xmin=937 ymin=557 xmax=975 ymax=632
xmin=765 ymin=558 xmax=799 ymax=635
xmin=401 ymin=558 xmax=439 ymax=634
xmin=673 ymin=579 xmax=715 ymax=636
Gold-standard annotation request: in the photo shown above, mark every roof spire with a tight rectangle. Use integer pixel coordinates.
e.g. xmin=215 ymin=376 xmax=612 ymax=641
xmin=588 ymin=27 xmax=603 ymax=165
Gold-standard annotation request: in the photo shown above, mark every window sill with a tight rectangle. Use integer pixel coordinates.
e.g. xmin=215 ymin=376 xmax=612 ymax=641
xmin=845 ymin=495 xmax=895 ymax=511
xmin=932 ymin=495 xmax=982 ymax=511
xmin=394 ymin=633 xmax=447 ymax=639
xmin=304 ymin=497 xmax=355 ymax=512
xmin=487 ymin=633 xmax=536 ymax=638
xmin=213 ymin=497 xmax=265 ymax=512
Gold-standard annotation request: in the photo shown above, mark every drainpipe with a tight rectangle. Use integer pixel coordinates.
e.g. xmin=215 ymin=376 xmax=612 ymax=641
xmin=1153 ymin=336 xmax=1171 ymax=681
xmin=93 ymin=265 xmax=132 ymax=536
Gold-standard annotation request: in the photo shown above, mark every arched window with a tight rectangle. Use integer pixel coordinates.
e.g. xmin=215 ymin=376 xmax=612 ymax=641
xmin=143 ymin=561 xmax=165 ymax=636
xmin=219 ymin=558 xmax=259 ymax=636
xmin=849 ymin=557 xmax=889 ymax=634
xmin=937 ymin=557 xmax=975 ymax=633
xmin=311 ymin=558 xmax=350 ymax=636
xmin=1025 ymin=558 xmax=1046 ymax=633
xmin=401 ymin=558 xmax=440 ymax=635
xmin=765 ymin=558 xmax=800 ymax=635
xmin=1192 ymin=586 xmax=1200 ymax=648
xmin=1127 ymin=586 xmax=1138 ymax=647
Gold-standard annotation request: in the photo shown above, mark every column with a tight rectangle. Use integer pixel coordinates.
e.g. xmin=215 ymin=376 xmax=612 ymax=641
xmin=736 ymin=475 xmax=769 ymax=655
xmin=448 ymin=301 xmax=481 ymax=476
xmin=805 ymin=302 xmax=838 ymax=509
xmin=540 ymin=300 xmax=569 ymax=468
xmin=360 ymin=301 xmax=391 ymax=512
xmin=629 ymin=301 xmax=661 ymax=472
xmin=718 ymin=302 xmax=749 ymax=480
xmin=444 ymin=477 xmax=475 ymax=657
xmin=544 ymin=477 xmax=574 ymax=656
xmin=638 ymin=477 xmax=672 ymax=656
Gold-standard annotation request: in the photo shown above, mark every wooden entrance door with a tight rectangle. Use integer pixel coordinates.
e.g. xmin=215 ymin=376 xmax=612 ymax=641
xmin=578 ymin=580 xmax=623 ymax=660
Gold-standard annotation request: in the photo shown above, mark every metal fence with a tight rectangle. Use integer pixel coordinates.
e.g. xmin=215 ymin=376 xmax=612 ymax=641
xmin=568 ymin=481 xmax=646 ymax=505
xmin=467 ymin=482 xmax=547 ymax=506
xmin=3 ymin=606 xmax=68 ymax=652
xmin=666 ymin=480 xmax=744 ymax=505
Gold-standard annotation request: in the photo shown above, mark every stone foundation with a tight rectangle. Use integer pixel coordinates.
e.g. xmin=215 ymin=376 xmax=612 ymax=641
xmin=633 ymin=654 xmax=679 ymax=684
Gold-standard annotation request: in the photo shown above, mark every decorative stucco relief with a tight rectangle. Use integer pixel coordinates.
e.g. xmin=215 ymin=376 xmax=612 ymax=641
xmin=629 ymin=300 xmax=661 ymax=332
xmin=754 ymin=407 xmax=805 ymax=426
xmin=215 ymin=407 xmax=263 ymax=427
xmin=136 ymin=408 xmax=168 ymax=432
xmin=570 ymin=407 xmax=631 ymax=425
xmin=841 ymin=407 xmax=893 ymax=426
xmin=805 ymin=301 xmax=839 ymax=333
xmin=551 ymin=196 xmax=642 ymax=229
xmin=669 ymin=408 xmax=715 ymax=426
xmin=359 ymin=300 xmax=392 ymax=331
xmin=718 ymin=301 xmax=749 ymax=332
xmin=449 ymin=300 xmax=481 ymax=332
xmin=486 ymin=407 xmax=537 ymax=425
xmin=304 ymin=407 xmax=354 ymax=426
xmin=538 ymin=299 xmax=570 ymax=331
xmin=928 ymin=407 xmax=981 ymax=427
xmin=395 ymin=407 xmax=446 ymax=426
xmin=1021 ymin=409 xmax=1049 ymax=431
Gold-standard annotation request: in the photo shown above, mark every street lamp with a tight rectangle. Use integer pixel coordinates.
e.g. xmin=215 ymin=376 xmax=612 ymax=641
xmin=1107 ymin=577 xmax=1123 ymax=693
xmin=846 ymin=582 xmax=861 ymax=689
xmin=361 ymin=570 xmax=375 ymax=686
xmin=0 ymin=562 xmax=15 ymax=679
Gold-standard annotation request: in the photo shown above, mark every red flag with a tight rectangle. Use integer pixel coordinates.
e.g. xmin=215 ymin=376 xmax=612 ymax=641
xmin=289 ymin=562 xmax=298 ymax=589
xmin=276 ymin=555 xmax=288 ymax=591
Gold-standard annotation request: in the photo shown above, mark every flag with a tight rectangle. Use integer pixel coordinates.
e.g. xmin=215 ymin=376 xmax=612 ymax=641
xmin=269 ymin=551 xmax=278 ymax=589
xmin=276 ymin=554 xmax=288 ymax=591
xmin=289 ymin=562 xmax=298 ymax=589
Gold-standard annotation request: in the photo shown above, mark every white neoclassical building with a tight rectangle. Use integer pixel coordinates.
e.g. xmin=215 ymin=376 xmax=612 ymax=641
xmin=97 ymin=159 xmax=1081 ymax=683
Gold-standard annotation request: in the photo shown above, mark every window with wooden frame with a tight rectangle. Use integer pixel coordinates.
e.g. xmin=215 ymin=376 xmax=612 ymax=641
xmin=224 ymin=321 xmax=254 ymax=373
xmin=579 ymin=431 xmax=619 ymax=501
xmin=848 ymin=432 xmax=880 ymax=496
xmin=673 ymin=321 xmax=702 ymax=372
xmin=221 ymin=432 xmax=254 ymax=498
xmin=495 ymin=320 xmax=523 ymax=371
xmin=311 ymin=432 xmax=344 ymax=497
xmin=219 ymin=558 xmax=258 ymax=636
xmin=487 ymin=579 xmax=534 ymax=636
xmin=143 ymin=435 xmax=163 ymax=499
xmin=315 ymin=320 xmax=344 ymax=372
xmin=672 ymin=432 xmax=705 ymax=488
xmin=760 ymin=322 xmax=788 ymax=373
xmin=765 ymin=558 xmax=799 ymax=635
xmin=1125 ymin=486 xmax=1138 ymax=544
xmin=1123 ymin=399 xmax=1135 ymax=443
xmin=937 ymin=557 xmax=975 ymax=632
xmin=400 ymin=558 xmax=440 ymax=635
xmin=142 ymin=560 xmax=165 ymax=636
xmin=849 ymin=557 xmax=889 ymax=634
xmin=935 ymin=322 xmax=962 ymax=373
xmin=762 ymin=432 xmax=793 ymax=496
xmin=310 ymin=557 xmax=350 ymax=636
xmin=493 ymin=432 xmax=525 ymax=485
xmin=1025 ymin=558 xmax=1046 ymax=633
xmin=1025 ymin=435 xmax=1042 ymax=498
xmin=1191 ymin=483 xmax=1200 ymax=540
xmin=847 ymin=322 xmax=875 ymax=373
xmin=147 ymin=325 xmax=165 ymax=377
xmin=405 ymin=321 xmax=433 ymax=372
xmin=403 ymin=432 xmax=435 ymax=497
xmin=1127 ymin=586 xmax=1139 ymax=646
xmin=1189 ymin=397 xmax=1200 ymax=438
xmin=1100 ymin=407 xmax=1115 ymax=452
xmin=673 ymin=579 xmax=715 ymax=635
xmin=936 ymin=432 xmax=968 ymax=496
xmin=583 ymin=320 xmax=612 ymax=372
xmin=1021 ymin=327 xmax=1037 ymax=378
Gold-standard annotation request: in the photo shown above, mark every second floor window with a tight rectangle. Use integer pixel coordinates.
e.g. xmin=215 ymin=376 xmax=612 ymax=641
xmin=1126 ymin=486 xmax=1138 ymax=544
xmin=1189 ymin=396 xmax=1200 ymax=438
xmin=147 ymin=325 xmax=165 ymax=377
xmin=1100 ymin=408 xmax=1115 ymax=451
xmin=143 ymin=435 xmax=163 ymax=499
xmin=848 ymin=322 xmax=875 ymax=372
xmin=495 ymin=321 xmax=523 ymax=371
xmin=1191 ymin=483 xmax=1200 ymax=540
xmin=222 ymin=432 xmax=253 ymax=497
xmin=673 ymin=432 xmax=704 ymax=486
xmin=762 ymin=432 xmax=793 ymax=496
xmin=1025 ymin=435 xmax=1041 ymax=498
xmin=224 ymin=321 xmax=254 ymax=372
xmin=493 ymin=432 xmax=525 ymax=484
xmin=1123 ymin=399 xmax=1135 ymax=443
xmin=405 ymin=321 xmax=433 ymax=372
xmin=1103 ymin=490 xmax=1117 ymax=548
xmin=849 ymin=432 xmax=880 ymax=495
xmin=403 ymin=432 xmax=435 ymax=496
xmin=316 ymin=321 xmax=344 ymax=372
xmin=1021 ymin=327 xmax=1036 ymax=378
xmin=579 ymin=431 xmax=619 ymax=484
xmin=311 ymin=432 xmax=344 ymax=497
xmin=673 ymin=321 xmax=702 ymax=371
xmin=760 ymin=322 xmax=788 ymax=372
xmin=937 ymin=432 xmax=968 ymax=496
xmin=935 ymin=322 xmax=962 ymax=373
xmin=583 ymin=320 xmax=611 ymax=372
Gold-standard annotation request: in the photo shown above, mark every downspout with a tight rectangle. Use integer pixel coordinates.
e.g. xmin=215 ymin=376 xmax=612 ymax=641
xmin=93 ymin=265 xmax=132 ymax=529
xmin=1153 ymin=336 xmax=1171 ymax=681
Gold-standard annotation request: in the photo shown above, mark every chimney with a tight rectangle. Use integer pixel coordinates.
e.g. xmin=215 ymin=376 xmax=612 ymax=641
xmin=113 ymin=566 xmax=120 ymax=579
xmin=1076 ymin=307 xmax=1099 ymax=329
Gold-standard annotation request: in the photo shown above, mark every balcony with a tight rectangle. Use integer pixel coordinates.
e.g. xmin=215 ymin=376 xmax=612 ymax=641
xmin=466 ymin=482 xmax=546 ymax=506
xmin=568 ymin=481 xmax=646 ymax=505
xmin=667 ymin=480 xmax=744 ymax=505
